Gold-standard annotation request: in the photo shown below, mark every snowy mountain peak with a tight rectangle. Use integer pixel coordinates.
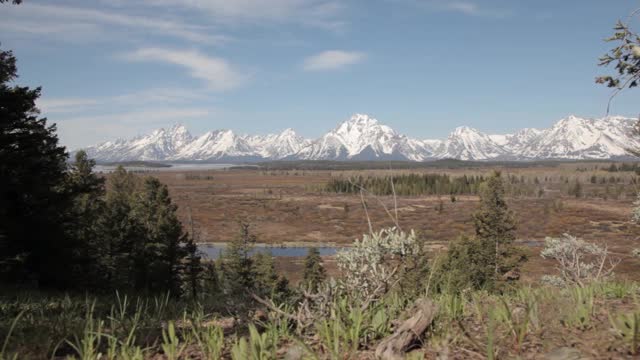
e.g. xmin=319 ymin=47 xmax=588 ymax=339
xmin=81 ymin=114 xmax=639 ymax=162
xmin=436 ymin=126 xmax=505 ymax=160
xmin=450 ymin=126 xmax=481 ymax=137
xmin=170 ymin=123 xmax=187 ymax=131
xmin=557 ymin=114 xmax=592 ymax=127
xmin=335 ymin=114 xmax=387 ymax=135
xmin=278 ymin=128 xmax=298 ymax=137
xmin=346 ymin=113 xmax=379 ymax=125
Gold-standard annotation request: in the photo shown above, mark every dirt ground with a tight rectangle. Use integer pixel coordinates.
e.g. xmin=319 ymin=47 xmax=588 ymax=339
xmin=141 ymin=165 xmax=640 ymax=284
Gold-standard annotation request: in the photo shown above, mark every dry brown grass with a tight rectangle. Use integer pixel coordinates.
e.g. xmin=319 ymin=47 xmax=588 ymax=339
xmin=125 ymin=165 xmax=640 ymax=282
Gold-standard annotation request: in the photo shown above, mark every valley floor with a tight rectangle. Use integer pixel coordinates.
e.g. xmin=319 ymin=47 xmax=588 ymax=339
xmin=149 ymin=165 xmax=640 ymax=284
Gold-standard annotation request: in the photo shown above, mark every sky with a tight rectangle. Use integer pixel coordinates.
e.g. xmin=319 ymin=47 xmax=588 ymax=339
xmin=1 ymin=0 xmax=639 ymax=149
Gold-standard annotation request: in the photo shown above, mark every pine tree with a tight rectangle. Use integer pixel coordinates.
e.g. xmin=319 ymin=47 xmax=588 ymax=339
xmin=133 ymin=177 xmax=189 ymax=294
xmin=65 ymin=151 xmax=106 ymax=288
xmin=102 ymin=166 xmax=142 ymax=290
xmin=254 ymin=251 xmax=291 ymax=303
xmin=0 ymin=47 xmax=71 ymax=287
xmin=472 ymin=171 xmax=523 ymax=291
xmin=473 ymin=172 xmax=516 ymax=242
xmin=302 ymin=247 xmax=326 ymax=293
xmin=222 ymin=221 xmax=257 ymax=313
xmin=435 ymin=235 xmax=494 ymax=293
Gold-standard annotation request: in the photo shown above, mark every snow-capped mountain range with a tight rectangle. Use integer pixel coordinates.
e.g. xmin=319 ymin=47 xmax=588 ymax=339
xmin=81 ymin=114 xmax=640 ymax=162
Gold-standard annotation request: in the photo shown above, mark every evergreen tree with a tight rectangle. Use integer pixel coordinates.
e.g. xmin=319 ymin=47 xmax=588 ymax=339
xmin=0 ymin=47 xmax=71 ymax=287
xmin=222 ymin=221 xmax=257 ymax=313
xmin=254 ymin=252 xmax=291 ymax=303
xmin=102 ymin=166 xmax=142 ymax=289
xmin=302 ymin=247 xmax=326 ymax=293
xmin=437 ymin=172 xmax=524 ymax=293
xmin=65 ymin=151 xmax=106 ymax=288
xmin=133 ymin=177 xmax=189 ymax=294
xmin=473 ymin=172 xmax=516 ymax=243
xmin=435 ymin=235 xmax=495 ymax=293
xmin=472 ymin=171 xmax=523 ymax=291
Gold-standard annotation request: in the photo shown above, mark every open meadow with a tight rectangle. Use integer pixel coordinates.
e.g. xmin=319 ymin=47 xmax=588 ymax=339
xmin=140 ymin=161 xmax=640 ymax=284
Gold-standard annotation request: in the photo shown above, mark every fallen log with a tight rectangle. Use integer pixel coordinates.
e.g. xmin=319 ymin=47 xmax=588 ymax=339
xmin=375 ymin=298 xmax=438 ymax=360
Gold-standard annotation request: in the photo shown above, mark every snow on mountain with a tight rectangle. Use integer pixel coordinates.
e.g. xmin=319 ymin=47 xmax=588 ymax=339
xmin=244 ymin=129 xmax=311 ymax=159
xmin=80 ymin=114 xmax=639 ymax=162
xmin=172 ymin=129 xmax=258 ymax=160
xmin=432 ymin=126 xmax=506 ymax=160
xmin=84 ymin=124 xmax=193 ymax=162
xmin=295 ymin=114 xmax=425 ymax=160
xmin=520 ymin=115 xmax=639 ymax=159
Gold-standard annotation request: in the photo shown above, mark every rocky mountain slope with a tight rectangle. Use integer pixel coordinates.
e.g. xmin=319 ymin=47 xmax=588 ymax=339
xmin=82 ymin=114 xmax=639 ymax=162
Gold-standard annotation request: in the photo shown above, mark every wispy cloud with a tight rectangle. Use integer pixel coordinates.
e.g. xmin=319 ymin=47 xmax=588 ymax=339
xmin=447 ymin=2 xmax=479 ymax=15
xmin=444 ymin=1 xmax=512 ymax=17
xmin=135 ymin=0 xmax=347 ymax=30
xmin=121 ymin=48 xmax=246 ymax=91
xmin=38 ymin=88 xmax=209 ymax=114
xmin=38 ymin=98 xmax=101 ymax=114
xmin=63 ymin=108 xmax=211 ymax=125
xmin=303 ymin=50 xmax=366 ymax=71
xmin=0 ymin=3 xmax=226 ymax=44
xmin=394 ymin=0 xmax=513 ymax=19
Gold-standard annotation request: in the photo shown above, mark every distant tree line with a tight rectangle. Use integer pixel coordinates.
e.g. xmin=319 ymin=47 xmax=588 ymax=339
xmin=325 ymin=174 xmax=485 ymax=196
xmin=604 ymin=163 xmax=640 ymax=173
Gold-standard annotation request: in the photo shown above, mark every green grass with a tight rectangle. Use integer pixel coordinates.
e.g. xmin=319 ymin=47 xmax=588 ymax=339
xmin=2 ymin=280 xmax=640 ymax=359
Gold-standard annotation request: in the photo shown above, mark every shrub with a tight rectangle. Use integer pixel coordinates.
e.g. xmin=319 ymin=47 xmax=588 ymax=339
xmin=434 ymin=235 xmax=495 ymax=293
xmin=540 ymin=234 xmax=620 ymax=287
xmin=336 ymin=227 xmax=421 ymax=304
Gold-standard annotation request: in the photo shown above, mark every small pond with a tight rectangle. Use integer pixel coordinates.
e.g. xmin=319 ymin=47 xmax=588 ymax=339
xmin=198 ymin=244 xmax=342 ymax=260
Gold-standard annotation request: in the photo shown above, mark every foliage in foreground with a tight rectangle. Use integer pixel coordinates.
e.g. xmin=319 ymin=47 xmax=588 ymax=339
xmin=3 ymin=279 xmax=640 ymax=359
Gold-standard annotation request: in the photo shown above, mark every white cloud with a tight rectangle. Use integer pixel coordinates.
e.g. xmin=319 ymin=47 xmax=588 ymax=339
xmin=122 ymin=48 xmax=246 ymax=91
xmin=136 ymin=0 xmax=346 ymax=30
xmin=303 ymin=50 xmax=365 ymax=71
xmin=0 ymin=3 xmax=226 ymax=44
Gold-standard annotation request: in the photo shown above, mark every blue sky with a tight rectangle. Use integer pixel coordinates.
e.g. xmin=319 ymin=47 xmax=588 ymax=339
xmin=1 ymin=0 xmax=638 ymax=149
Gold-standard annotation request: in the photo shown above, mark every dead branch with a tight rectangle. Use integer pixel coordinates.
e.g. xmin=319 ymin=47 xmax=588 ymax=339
xmin=375 ymin=298 xmax=438 ymax=360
